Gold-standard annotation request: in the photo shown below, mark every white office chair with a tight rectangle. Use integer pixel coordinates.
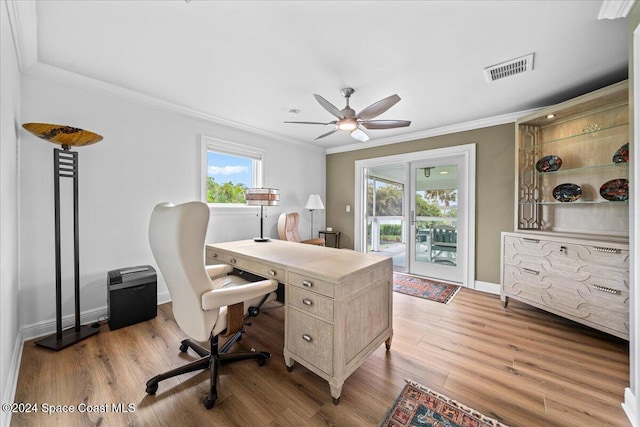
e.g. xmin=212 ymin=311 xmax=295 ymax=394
xmin=146 ymin=201 xmax=278 ymax=409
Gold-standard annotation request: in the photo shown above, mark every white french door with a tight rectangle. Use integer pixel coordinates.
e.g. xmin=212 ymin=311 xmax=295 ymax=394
xmin=409 ymin=155 xmax=466 ymax=284
xmin=354 ymin=144 xmax=475 ymax=287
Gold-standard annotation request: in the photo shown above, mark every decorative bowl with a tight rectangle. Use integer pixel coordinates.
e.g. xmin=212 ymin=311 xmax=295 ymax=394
xmin=612 ymin=143 xmax=629 ymax=164
xmin=536 ymin=155 xmax=562 ymax=173
xmin=552 ymin=183 xmax=582 ymax=203
xmin=600 ymin=178 xmax=628 ymax=201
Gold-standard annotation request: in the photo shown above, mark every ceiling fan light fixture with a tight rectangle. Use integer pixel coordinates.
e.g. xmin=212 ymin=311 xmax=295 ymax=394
xmin=337 ymin=119 xmax=359 ymax=131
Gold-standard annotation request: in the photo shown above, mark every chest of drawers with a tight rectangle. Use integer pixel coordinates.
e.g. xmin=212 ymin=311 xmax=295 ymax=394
xmin=206 ymin=240 xmax=393 ymax=403
xmin=501 ymin=232 xmax=629 ymax=339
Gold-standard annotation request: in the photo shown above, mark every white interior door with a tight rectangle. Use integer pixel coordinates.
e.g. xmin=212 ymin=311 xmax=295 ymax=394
xmin=409 ymin=155 xmax=467 ymax=284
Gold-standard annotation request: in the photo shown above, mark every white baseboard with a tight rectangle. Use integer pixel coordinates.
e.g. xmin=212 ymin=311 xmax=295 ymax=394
xmin=1 ymin=330 xmax=24 ymax=427
xmin=624 ymin=387 xmax=639 ymax=427
xmin=473 ymin=280 xmax=500 ymax=295
xmin=20 ymin=291 xmax=172 ymax=341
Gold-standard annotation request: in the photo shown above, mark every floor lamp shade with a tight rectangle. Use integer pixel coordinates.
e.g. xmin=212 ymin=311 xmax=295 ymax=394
xmin=245 ymin=188 xmax=280 ymax=242
xmin=305 ymin=194 xmax=325 ymax=238
xmin=22 ymin=123 xmax=103 ymax=351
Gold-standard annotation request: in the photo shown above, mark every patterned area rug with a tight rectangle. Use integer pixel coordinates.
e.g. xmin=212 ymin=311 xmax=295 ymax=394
xmin=393 ymin=272 xmax=460 ymax=304
xmin=380 ymin=380 xmax=510 ymax=427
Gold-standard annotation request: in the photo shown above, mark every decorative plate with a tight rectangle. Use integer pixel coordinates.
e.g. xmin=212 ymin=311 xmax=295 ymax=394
xmin=612 ymin=143 xmax=629 ymax=163
xmin=552 ymin=183 xmax=582 ymax=202
xmin=535 ymin=155 xmax=562 ymax=173
xmin=600 ymin=178 xmax=628 ymax=201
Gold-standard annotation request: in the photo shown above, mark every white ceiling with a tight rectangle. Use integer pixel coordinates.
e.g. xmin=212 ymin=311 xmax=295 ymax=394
xmin=14 ymin=1 xmax=630 ymax=151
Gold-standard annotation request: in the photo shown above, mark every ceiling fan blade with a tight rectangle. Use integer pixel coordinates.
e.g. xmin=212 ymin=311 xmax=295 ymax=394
xmin=313 ymin=94 xmax=343 ymax=118
xmin=315 ymin=128 xmax=338 ymax=140
xmin=357 ymin=94 xmax=401 ymax=120
xmin=351 ymin=128 xmax=369 ymax=142
xmin=284 ymin=121 xmax=337 ymax=125
xmin=361 ymin=120 xmax=411 ymax=130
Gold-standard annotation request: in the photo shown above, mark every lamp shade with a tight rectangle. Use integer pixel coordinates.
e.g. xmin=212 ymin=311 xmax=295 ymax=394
xmin=305 ymin=194 xmax=325 ymax=210
xmin=245 ymin=188 xmax=280 ymax=206
xmin=22 ymin=123 xmax=103 ymax=148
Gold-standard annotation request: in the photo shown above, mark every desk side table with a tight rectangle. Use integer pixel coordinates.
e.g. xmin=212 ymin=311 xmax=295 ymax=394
xmin=318 ymin=230 xmax=341 ymax=248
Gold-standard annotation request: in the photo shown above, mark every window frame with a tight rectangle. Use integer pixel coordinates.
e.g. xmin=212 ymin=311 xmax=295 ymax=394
xmin=200 ymin=135 xmax=266 ymax=209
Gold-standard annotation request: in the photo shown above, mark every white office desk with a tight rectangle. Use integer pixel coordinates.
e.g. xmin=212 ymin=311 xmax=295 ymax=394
xmin=206 ymin=239 xmax=393 ymax=403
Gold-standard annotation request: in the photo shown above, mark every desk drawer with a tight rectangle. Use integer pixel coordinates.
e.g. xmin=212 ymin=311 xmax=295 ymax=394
xmin=287 ymin=308 xmax=333 ymax=375
xmin=288 ymin=286 xmax=334 ymax=322
xmin=207 ymin=249 xmax=285 ymax=281
xmin=288 ymin=272 xmax=334 ymax=298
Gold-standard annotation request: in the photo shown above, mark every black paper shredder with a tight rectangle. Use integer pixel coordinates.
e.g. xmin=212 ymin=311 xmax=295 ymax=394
xmin=107 ymin=265 xmax=157 ymax=330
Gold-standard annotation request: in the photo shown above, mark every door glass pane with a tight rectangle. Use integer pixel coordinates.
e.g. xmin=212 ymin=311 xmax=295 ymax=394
xmin=414 ymin=165 xmax=458 ymax=267
xmin=366 ymin=172 xmax=405 ymax=271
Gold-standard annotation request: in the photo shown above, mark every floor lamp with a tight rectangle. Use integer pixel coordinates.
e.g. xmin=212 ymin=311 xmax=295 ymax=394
xmin=22 ymin=123 xmax=103 ymax=351
xmin=245 ymin=188 xmax=280 ymax=242
xmin=305 ymin=194 xmax=325 ymax=239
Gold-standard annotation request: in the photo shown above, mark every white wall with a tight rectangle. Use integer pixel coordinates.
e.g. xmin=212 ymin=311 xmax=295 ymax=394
xmin=19 ymin=73 xmax=325 ymax=337
xmin=1 ymin=0 xmax=23 ymax=423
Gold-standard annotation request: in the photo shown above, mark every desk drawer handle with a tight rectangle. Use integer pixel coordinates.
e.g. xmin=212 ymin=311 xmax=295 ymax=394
xmin=210 ymin=253 xmax=218 ymax=258
xmin=593 ymin=246 xmax=621 ymax=254
xmin=268 ymin=270 xmax=277 ymax=277
xmin=592 ymin=284 xmax=622 ymax=295
xmin=302 ymin=299 xmax=313 ymax=306
xmin=522 ymin=268 xmax=540 ymax=275
xmin=302 ymin=280 xmax=313 ymax=288
xmin=229 ymin=258 xmax=236 ymax=265
xmin=302 ymin=334 xmax=313 ymax=342
xmin=523 ymin=238 xmax=540 ymax=243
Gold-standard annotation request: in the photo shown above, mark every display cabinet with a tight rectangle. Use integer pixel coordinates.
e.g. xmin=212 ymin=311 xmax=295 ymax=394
xmin=516 ymin=80 xmax=629 ymax=238
xmin=503 ymin=80 xmax=630 ymax=339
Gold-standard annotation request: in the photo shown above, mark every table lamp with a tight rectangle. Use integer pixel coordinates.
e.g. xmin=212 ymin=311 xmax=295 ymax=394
xmin=245 ymin=188 xmax=280 ymax=242
xmin=21 ymin=123 xmax=103 ymax=351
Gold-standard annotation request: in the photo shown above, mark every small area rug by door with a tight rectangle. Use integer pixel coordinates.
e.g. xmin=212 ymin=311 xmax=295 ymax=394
xmin=380 ymin=380 xmax=510 ymax=427
xmin=393 ymin=272 xmax=460 ymax=304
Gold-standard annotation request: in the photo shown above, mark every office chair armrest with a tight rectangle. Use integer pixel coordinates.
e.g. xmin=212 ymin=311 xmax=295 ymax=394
xmin=201 ymin=278 xmax=278 ymax=310
xmin=205 ymin=264 xmax=234 ymax=278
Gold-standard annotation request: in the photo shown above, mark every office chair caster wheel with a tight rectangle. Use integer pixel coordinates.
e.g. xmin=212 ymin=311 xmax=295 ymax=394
xmin=146 ymin=383 xmax=158 ymax=395
xmin=179 ymin=343 xmax=189 ymax=352
xmin=286 ymin=365 xmax=294 ymax=372
xmin=257 ymin=357 xmax=266 ymax=367
xmin=203 ymin=395 xmax=217 ymax=409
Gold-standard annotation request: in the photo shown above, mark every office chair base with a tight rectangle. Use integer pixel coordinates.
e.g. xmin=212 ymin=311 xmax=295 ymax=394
xmin=145 ymin=332 xmax=271 ymax=409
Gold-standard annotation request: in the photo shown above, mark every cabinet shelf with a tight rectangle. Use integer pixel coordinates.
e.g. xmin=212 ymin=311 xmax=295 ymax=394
xmin=519 ymin=200 xmax=628 ymax=206
xmin=519 ymin=162 xmax=628 ymax=178
xmin=518 ymin=122 xmax=628 ymax=151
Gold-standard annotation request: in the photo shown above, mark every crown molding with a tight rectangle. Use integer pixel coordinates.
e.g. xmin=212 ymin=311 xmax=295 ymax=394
xmin=598 ymin=0 xmax=635 ymax=19
xmin=23 ymin=62 xmax=324 ymax=153
xmin=324 ymin=108 xmax=542 ymax=155
xmin=4 ymin=0 xmax=37 ymax=72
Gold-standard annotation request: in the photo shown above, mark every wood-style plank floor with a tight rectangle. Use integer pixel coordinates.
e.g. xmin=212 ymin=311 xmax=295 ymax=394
xmin=11 ymin=288 xmax=630 ymax=426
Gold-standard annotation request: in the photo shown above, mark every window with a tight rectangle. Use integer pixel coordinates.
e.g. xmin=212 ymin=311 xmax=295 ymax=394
xmin=201 ymin=136 xmax=264 ymax=205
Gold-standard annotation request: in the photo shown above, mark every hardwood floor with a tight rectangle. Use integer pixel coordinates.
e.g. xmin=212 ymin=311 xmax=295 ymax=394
xmin=11 ymin=288 xmax=630 ymax=426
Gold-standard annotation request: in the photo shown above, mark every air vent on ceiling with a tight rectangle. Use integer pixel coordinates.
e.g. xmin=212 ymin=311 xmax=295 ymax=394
xmin=484 ymin=53 xmax=534 ymax=83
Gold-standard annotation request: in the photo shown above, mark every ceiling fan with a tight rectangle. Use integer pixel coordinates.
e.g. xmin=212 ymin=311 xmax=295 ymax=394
xmin=285 ymin=88 xmax=411 ymax=142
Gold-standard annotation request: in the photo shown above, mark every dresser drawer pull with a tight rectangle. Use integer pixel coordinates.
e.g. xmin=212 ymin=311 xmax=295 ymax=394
xmin=302 ymin=334 xmax=313 ymax=342
xmin=593 ymin=246 xmax=621 ymax=254
xmin=522 ymin=268 xmax=540 ymax=275
xmin=210 ymin=252 xmax=218 ymax=258
xmin=302 ymin=299 xmax=313 ymax=306
xmin=268 ymin=270 xmax=277 ymax=277
xmin=592 ymin=284 xmax=621 ymax=295
xmin=523 ymin=238 xmax=540 ymax=243
xmin=229 ymin=258 xmax=236 ymax=265
xmin=302 ymin=280 xmax=313 ymax=288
